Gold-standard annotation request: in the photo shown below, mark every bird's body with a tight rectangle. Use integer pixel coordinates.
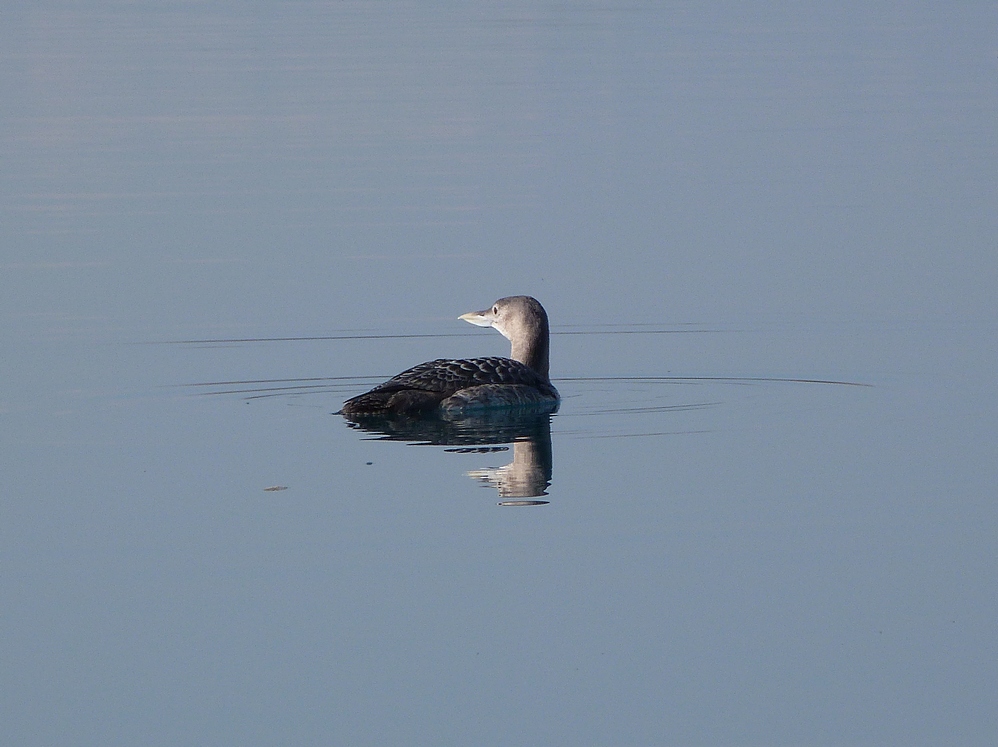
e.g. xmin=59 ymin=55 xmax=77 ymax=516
xmin=341 ymin=296 xmax=559 ymax=416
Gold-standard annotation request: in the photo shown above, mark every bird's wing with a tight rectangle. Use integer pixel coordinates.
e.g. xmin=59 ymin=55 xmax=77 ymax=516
xmin=367 ymin=356 xmax=546 ymax=394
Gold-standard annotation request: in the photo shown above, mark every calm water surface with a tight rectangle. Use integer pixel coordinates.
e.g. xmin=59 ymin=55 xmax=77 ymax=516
xmin=2 ymin=2 xmax=996 ymax=745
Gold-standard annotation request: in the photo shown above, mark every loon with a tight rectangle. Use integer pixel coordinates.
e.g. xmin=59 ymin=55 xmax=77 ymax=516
xmin=341 ymin=295 xmax=559 ymax=415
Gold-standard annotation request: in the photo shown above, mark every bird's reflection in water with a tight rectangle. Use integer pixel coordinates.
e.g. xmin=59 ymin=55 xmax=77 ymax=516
xmin=342 ymin=403 xmax=557 ymax=502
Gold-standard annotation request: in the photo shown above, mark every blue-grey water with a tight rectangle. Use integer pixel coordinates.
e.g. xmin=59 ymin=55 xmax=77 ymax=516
xmin=3 ymin=3 xmax=996 ymax=745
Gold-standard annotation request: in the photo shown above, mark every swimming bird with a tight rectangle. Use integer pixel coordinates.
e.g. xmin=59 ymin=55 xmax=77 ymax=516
xmin=340 ymin=295 xmax=559 ymax=415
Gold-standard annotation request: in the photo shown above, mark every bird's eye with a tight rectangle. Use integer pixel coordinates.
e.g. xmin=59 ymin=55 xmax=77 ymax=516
xmin=493 ymin=305 xmax=498 ymax=315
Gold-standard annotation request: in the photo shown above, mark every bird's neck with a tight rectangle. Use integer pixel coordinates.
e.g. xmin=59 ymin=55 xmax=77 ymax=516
xmin=511 ymin=334 xmax=549 ymax=379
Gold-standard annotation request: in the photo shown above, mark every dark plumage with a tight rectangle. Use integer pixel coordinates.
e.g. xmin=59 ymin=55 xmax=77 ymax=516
xmin=341 ymin=296 xmax=559 ymax=415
